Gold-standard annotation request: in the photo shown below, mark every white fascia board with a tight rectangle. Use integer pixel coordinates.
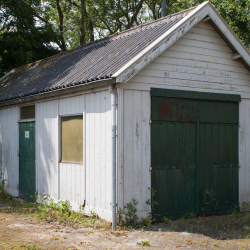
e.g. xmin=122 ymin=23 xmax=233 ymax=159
xmin=113 ymin=1 xmax=250 ymax=83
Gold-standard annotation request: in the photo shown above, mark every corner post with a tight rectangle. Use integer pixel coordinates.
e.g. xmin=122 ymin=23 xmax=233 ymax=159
xmin=109 ymin=84 xmax=117 ymax=230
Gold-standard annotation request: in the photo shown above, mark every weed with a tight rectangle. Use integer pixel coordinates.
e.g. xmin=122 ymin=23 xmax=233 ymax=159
xmin=117 ymin=209 xmax=123 ymax=224
xmin=162 ymin=216 xmax=171 ymax=223
xmin=202 ymin=189 xmax=219 ymax=214
xmin=124 ymin=199 xmax=139 ymax=227
xmin=10 ymin=190 xmax=110 ymax=229
xmin=0 ymin=173 xmax=13 ymax=201
xmin=146 ymin=188 xmax=158 ymax=212
xmin=142 ymin=217 xmax=153 ymax=227
xmin=137 ymin=240 xmax=150 ymax=246
xmin=26 ymin=245 xmax=39 ymax=250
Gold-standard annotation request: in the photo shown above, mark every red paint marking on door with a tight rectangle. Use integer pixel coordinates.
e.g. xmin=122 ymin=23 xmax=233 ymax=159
xmin=176 ymin=102 xmax=183 ymax=121
xmin=159 ymin=102 xmax=173 ymax=120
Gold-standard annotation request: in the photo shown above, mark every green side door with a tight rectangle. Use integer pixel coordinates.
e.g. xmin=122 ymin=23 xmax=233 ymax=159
xmin=19 ymin=122 xmax=36 ymax=201
xmin=151 ymin=89 xmax=239 ymax=220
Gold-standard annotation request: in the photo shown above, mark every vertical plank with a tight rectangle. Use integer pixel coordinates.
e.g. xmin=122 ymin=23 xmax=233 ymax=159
xmin=141 ymin=91 xmax=151 ymax=212
xmin=105 ymin=91 xmax=112 ymax=211
xmin=117 ymin=88 xmax=124 ymax=211
xmin=123 ymin=90 xmax=133 ymax=207
xmin=244 ymin=100 xmax=250 ymax=204
xmin=100 ymin=91 xmax=106 ymax=210
xmin=132 ymin=90 xmax=142 ymax=209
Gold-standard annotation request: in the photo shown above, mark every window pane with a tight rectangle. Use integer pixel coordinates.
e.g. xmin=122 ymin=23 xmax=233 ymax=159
xmin=20 ymin=105 xmax=35 ymax=119
xmin=61 ymin=116 xmax=83 ymax=163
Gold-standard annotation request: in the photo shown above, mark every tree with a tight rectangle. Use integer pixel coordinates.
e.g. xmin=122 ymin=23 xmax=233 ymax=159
xmin=0 ymin=0 xmax=60 ymax=77
xmin=1 ymin=0 xmax=249 ymax=77
xmin=172 ymin=0 xmax=250 ymax=49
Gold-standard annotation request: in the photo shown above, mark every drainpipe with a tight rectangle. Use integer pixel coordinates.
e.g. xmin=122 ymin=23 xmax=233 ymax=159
xmin=109 ymin=84 xmax=117 ymax=231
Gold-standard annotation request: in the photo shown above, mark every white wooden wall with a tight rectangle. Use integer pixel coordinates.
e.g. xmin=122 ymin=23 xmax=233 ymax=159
xmin=0 ymin=107 xmax=19 ymax=196
xmin=85 ymin=91 xmax=112 ymax=219
xmin=119 ymin=21 xmax=250 ymax=213
xmin=35 ymin=90 xmax=112 ymax=220
xmin=117 ymin=89 xmax=151 ymax=218
xmin=58 ymin=95 xmax=84 ymax=205
xmin=36 ymin=100 xmax=59 ymax=199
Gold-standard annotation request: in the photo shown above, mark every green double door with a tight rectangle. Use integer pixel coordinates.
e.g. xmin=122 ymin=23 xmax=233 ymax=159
xmin=19 ymin=122 xmax=36 ymax=201
xmin=151 ymin=89 xmax=240 ymax=220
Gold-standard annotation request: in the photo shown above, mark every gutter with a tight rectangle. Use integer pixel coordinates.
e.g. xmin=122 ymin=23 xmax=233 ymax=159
xmin=0 ymin=78 xmax=115 ymax=108
xmin=109 ymin=84 xmax=117 ymax=231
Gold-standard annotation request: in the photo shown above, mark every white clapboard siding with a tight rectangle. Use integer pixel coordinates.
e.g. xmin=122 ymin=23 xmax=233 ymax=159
xmin=85 ymin=90 xmax=112 ymax=215
xmin=0 ymin=107 xmax=19 ymax=196
xmin=59 ymin=163 xmax=83 ymax=204
xmin=35 ymin=91 xmax=112 ymax=220
xmin=36 ymin=100 xmax=59 ymax=199
xmin=239 ymin=100 xmax=250 ymax=206
xmin=58 ymin=95 xmax=85 ymax=205
xmin=59 ymin=95 xmax=84 ymax=116
xmin=125 ymin=22 xmax=250 ymax=98
xmin=155 ymin=56 xmax=248 ymax=74
xmin=160 ymin=51 xmax=245 ymax=69
xmin=122 ymin=21 xmax=250 ymax=211
xmin=120 ymin=90 xmax=151 ymax=217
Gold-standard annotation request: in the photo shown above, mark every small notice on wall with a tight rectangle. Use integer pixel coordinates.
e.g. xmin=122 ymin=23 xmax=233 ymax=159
xmin=25 ymin=131 xmax=29 ymax=138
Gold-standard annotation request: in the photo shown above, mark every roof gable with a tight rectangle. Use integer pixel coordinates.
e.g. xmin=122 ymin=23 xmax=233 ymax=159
xmin=113 ymin=1 xmax=250 ymax=83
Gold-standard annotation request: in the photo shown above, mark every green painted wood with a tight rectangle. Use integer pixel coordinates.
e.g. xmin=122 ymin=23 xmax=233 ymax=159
xmin=152 ymin=97 xmax=239 ymax=124
xmin=151 ymin=90 xmax=239 ymax=220
xmin=198 ymin=123 xmax=239 ymax=215
xmin=151 ymin=122 xmax=196 ymax=220
xmin=151 ymin=88 xmax=241 ymax=102
xmin=19 ymin=122 xmax=36 ymax=202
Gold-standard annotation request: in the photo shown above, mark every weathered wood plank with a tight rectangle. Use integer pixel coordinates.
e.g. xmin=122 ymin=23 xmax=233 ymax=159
xmin=147 ymin=62 xmax=250 ymax=81
xmin=160 ymin=50 xmax=245 ymax=68
xmin=155 ymin=56 xmax=248 ymax=74
xmin=172 ymin=41 xmax=232 ymax=55
xmin=182 ymin=32 xmax=227 ymax=46
xmin=138 ymin=68 xmax=250 ymax=87
xmin=189 ymin=26 xmax=221 ymax=38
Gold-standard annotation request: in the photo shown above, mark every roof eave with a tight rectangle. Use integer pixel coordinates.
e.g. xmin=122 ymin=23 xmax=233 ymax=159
xmin=0 ymin=78 xmax=115 ymax=108
xmin=113 ymin=1 xmax=250 ymax=83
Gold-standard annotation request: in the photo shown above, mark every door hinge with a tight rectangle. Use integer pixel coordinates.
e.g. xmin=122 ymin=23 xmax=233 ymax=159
xmin=149 ymin=120 xmax=152 ymax=124
xmin=149 ymin=166 xmax=152 ymax=171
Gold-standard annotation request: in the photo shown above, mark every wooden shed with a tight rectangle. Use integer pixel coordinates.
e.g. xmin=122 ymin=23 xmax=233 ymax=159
xmin=1 ymin=1 xmax=250 ymax=227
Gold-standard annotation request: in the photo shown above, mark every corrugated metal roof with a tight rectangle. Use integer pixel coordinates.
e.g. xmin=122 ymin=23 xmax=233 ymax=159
xmin=0 ymin=8 xmax=194 ymax=103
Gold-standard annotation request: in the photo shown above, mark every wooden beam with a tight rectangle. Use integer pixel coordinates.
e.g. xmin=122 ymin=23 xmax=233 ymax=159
xmin=201 ymin=16 xmax=211 ymax=22
xmin=232 ymin=53 xmax=242 ymax=60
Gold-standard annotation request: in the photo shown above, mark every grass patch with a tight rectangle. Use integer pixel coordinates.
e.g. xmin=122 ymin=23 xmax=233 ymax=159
xmin=137 ymin=240 xmax=150 ymax=246
xmin=0 ymin=174 xmax=13 ymax=202
xmin=9 ymin=193 xmax=111 ymax=229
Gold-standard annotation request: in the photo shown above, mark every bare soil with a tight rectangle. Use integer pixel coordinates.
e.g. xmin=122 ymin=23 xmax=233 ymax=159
xmin=0 ymin=201 xmax=250 ymax=249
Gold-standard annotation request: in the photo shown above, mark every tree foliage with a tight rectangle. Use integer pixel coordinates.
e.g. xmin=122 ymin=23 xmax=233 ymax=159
xmin=0 ymin=0 xmax=60 ymax=77
xmin=0 ymin=0 xmax=250 ymax=77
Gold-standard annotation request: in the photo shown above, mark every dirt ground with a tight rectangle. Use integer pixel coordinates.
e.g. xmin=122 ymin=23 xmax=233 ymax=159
xmin=0 ymin=201 xmax=250 ymax=249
